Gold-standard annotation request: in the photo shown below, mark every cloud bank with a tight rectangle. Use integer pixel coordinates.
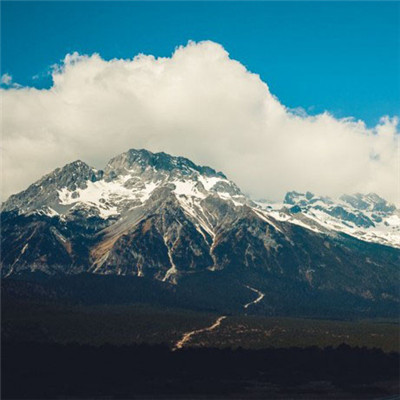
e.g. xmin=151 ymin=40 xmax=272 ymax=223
xmin=2 ymin=41 xmax=399 ymax=204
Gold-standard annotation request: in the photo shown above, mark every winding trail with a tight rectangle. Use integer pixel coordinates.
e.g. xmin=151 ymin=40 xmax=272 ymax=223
xmin=173 ymin=316 xmax=227 ymax=350
xmin=244 ymin=285 xmax=265 ymax=309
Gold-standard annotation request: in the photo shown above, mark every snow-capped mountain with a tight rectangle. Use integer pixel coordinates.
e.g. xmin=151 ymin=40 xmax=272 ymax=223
xmin=2 ymin=149 xmax=247 ymax=219
xmin=1 ymin=149 xmax=251 ymax=280
xmin=257 ymin=191 xmax=400 ymax=249
xmin=1 ymin=149 xmax=399 ymax=317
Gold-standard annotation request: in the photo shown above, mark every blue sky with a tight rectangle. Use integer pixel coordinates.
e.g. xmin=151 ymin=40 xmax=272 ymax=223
xmin=2 ymin=1 xmax=399 ymax=126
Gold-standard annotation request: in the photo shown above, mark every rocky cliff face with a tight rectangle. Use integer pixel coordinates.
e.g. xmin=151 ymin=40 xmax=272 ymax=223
xmin=1 ymin=149 xmax=399 ymax=316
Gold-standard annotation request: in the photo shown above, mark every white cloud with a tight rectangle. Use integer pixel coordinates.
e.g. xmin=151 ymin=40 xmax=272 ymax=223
xmin=2 ymin=41 xmax=399 ymax=204
xmin=1 ymin=73 xmax=22 ymax=89
xmin=1 ymin=73 xmax=13 ymax=86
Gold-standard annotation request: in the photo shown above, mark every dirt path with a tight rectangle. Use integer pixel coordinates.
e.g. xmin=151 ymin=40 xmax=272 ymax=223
xmin=173 ymin=315 xmax=227 ymax=350
xmin=244 ymin=285 xmax=265 ymax=309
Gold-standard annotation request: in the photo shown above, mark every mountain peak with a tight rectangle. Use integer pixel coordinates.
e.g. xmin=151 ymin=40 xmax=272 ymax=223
xmin=46 ymin=159 xmax=103 ymax=187
xmin=104 ymin=148 xmax=226 ymax=180
xmin=1 ymin=159 xmax=103 ymax=213
xmin=283 ymin=191 xmax=332 ymax=206
xmin=340 ymin=193 xmax=396 ymax=213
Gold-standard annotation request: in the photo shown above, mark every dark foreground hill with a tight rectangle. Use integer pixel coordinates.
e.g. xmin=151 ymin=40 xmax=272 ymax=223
xmin=2 ymin=341 xmax=399 ymax=399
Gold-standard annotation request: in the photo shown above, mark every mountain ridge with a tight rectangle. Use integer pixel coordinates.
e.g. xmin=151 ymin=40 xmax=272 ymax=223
xmin=259 ymin=190 xmax=400 ymax=248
